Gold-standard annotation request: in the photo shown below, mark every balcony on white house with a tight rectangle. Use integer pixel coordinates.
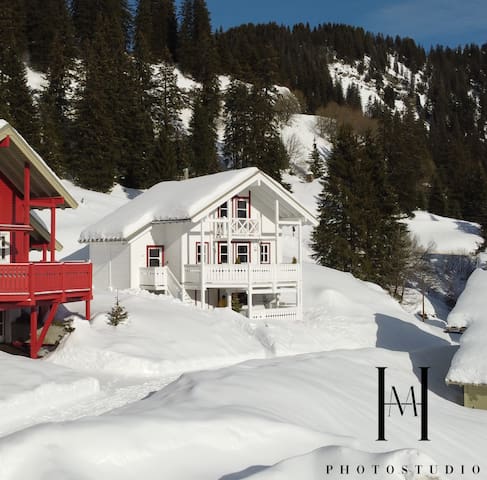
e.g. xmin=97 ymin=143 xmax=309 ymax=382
xmin=213 ymin=218 xmax=260 ymax=238
xmin=183 ymin=263 xmax=299 ymax=287
xmin=139 ymin=266 xmax=167 ymax=291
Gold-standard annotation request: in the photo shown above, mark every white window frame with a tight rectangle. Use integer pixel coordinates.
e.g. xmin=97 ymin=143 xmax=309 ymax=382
xmin=218 ymin=243 xmax=229 ymax=264
xmin=218 ymin=202 xmax=228 ymax=218
xmin=260 ymin=243 xmax=271 ymax=264
xmin=235 ymin=198 xmax=249 ymax=219
xmin=234 ymin=242 xmax=250 ymax=264
xmin=196 ymin=242 xmax=209 ymax=264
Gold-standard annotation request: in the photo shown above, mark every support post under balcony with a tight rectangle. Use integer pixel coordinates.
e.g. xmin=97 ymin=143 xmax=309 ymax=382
xmin=50 ymin=206 xmax=56 ymax=262
xmin=24 ymin=163 xmax=30 ymax=262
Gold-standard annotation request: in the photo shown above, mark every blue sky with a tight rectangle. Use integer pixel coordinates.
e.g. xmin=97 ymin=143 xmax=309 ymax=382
xmin=173 ymin=0 xmax=487 ymax=48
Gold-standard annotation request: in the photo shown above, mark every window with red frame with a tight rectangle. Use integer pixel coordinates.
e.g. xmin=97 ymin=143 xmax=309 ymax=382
xmin=146 ymin=246 xmax=164 ymax=267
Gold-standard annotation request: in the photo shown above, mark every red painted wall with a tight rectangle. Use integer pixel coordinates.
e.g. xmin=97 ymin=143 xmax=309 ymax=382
xmin=0 ymin=172 xmax=29 ymax=262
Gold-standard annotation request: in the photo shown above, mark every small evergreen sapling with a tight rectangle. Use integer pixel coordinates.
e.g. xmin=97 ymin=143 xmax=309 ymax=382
xmin=107 ymin=293 xmax=128 ymax=326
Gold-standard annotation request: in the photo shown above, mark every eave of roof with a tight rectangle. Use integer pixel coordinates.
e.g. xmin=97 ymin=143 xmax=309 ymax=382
xmin=0 ymin=121 xmax=77 ymax=209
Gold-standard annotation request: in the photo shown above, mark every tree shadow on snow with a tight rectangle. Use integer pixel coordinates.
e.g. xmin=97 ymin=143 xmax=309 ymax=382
xmin=453 ymin=219 xmax=480 ymax=236
xmin=219 ymin=465 xmax=269 ymax=480
xmin=375 ymin=314 xmax=462 ymax=403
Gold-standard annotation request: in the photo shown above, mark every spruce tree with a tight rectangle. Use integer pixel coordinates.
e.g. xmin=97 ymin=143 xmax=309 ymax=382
xmin=151 ymin=63 xmax=186 ymax=182
xmin=189 ymin=79 xmax=220 ymax=176
xmin=25 ymin=0 xmax=74 ymax=72
xmin=135 ymin=0 xmax=178 ymax=62
xmin=70 ymin=14 xmax=121 ymax=191
xmin=308 ymin=140 xmax=322 ymax=177
xmin=178 ymin=0 xmax=218 ymax=82
xmin=312 ymin=124 xmax=409 ymax=291
xmin=0 ymin=46 xmax=39 ymax=146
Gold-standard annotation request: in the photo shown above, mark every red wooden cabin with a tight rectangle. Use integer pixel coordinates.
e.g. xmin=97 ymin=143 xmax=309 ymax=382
xmin=0 ymin=120 xmax=92 ymax=358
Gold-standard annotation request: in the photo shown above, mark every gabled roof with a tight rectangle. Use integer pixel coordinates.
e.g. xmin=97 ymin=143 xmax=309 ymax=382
xmin=0 ymin=120 xmax=77 ymax=209
xmin=80 ymin=168 xmax=318 ymax=242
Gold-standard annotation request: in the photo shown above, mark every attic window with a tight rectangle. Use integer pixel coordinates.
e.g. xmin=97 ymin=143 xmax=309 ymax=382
xmin=218 ymin=202 xmax=228 ymax=218
xmin=236 ymin=198 xmax=249 ymax=219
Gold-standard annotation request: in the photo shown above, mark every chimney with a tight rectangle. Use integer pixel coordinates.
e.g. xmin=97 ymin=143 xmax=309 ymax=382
xmin=183 ymin=168 xmax=189 ymax=180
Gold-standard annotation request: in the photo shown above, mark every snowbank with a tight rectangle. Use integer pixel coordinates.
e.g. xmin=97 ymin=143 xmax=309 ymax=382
xmin=238 ymin=446 xmax=441 ymax=480
xmin=447 ymin=316 xmax=487 ymax=385
xmin=447 ymin=269 xmax=487 ymax=329
xmin=47 ymin=289 xmax=266 ymax=377
xmin=403 ymin=211 xmax=482 ymax=254
xmin=0 ymin=352 xmax=99 ymax=436
xmin=0 ymin=348 xmax=480 ymax=480
xmin=446 ymin=269 xmax=487 ymax=384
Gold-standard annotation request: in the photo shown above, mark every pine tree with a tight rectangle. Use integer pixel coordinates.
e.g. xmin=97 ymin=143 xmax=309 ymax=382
xmin=312 ymin=124 xmax=409 ymax=291
xmin=70 ymin=14 xmax=122 ymax=191
xmin=134 ymin=0 xmax=178 ymax=62
xmin=308 ymin=140 xmax=322 ymax=177
xmin=0 ymin=46 xmax=39 ymax=146
xmin=25 ymin=0 xmax=74 ymax=72
xmin=150 ymin=63 xmax=186 ymax=182
xmin=0 ymin=0 xmax=27 ymax=55
xmin=72 ymin=0 xmax=130 ymax=51
xmin=188 ymin=79 xmax=220 ymax=176
xmin=107 ymin=294 xmax=128 ymax=326
xmin=223 ymin=79 xmax=289 ymax=181
xmin=178 ymin=0 xmax=218 ymax=82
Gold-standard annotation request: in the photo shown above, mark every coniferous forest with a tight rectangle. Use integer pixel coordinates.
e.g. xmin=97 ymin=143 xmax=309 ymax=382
xmin=1 ymin=0 xmax=486 ymax=291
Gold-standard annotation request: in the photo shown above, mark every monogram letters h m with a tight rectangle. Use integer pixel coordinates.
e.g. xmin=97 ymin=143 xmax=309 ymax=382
xmin=377 ymin=367 xmax=429 ymax=441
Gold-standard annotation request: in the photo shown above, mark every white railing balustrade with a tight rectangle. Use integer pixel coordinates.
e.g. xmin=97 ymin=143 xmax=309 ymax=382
xmin=183 ymin=263 xmax=299 ymax=286
xmin=139 ymin=266 xmax=167 ymax=290
xmin=213 ymin=219 xmax=260 ymax=238
xmin=248 ymin=307 xmax=298 ymax=321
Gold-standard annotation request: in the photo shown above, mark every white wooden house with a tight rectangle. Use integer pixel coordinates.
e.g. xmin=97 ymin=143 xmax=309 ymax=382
xmin=80 ymin=168 xmax=317 ymax=321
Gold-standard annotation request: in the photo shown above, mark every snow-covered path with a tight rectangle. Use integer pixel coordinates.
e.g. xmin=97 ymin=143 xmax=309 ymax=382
xmin=0 ymin=370 xmax=179 ymax=438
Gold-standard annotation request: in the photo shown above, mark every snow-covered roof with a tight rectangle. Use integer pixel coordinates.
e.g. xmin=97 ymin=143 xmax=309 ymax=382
xmin=0 ymin=119 xmax=7 ymax=129
xmin=80 ymin=168 xmax=318 ymax=242
xmin=446 ymin=269 xmax=487 ymax=385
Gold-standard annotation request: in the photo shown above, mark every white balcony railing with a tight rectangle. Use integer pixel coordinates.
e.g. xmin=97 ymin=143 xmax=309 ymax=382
xmin=214 ymin=218 xmax=260 ymax=238
xmin=184 ymin=263 xmax=299 ymax=286
xmin=248 ymin=307 xmax=298 ymax=322
xmin=140 ymin=266 xmax=167 ymax=291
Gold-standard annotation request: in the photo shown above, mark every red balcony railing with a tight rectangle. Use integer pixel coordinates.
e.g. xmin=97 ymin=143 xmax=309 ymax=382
xmin=0 ymin=262 xmax=92 ymax=303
